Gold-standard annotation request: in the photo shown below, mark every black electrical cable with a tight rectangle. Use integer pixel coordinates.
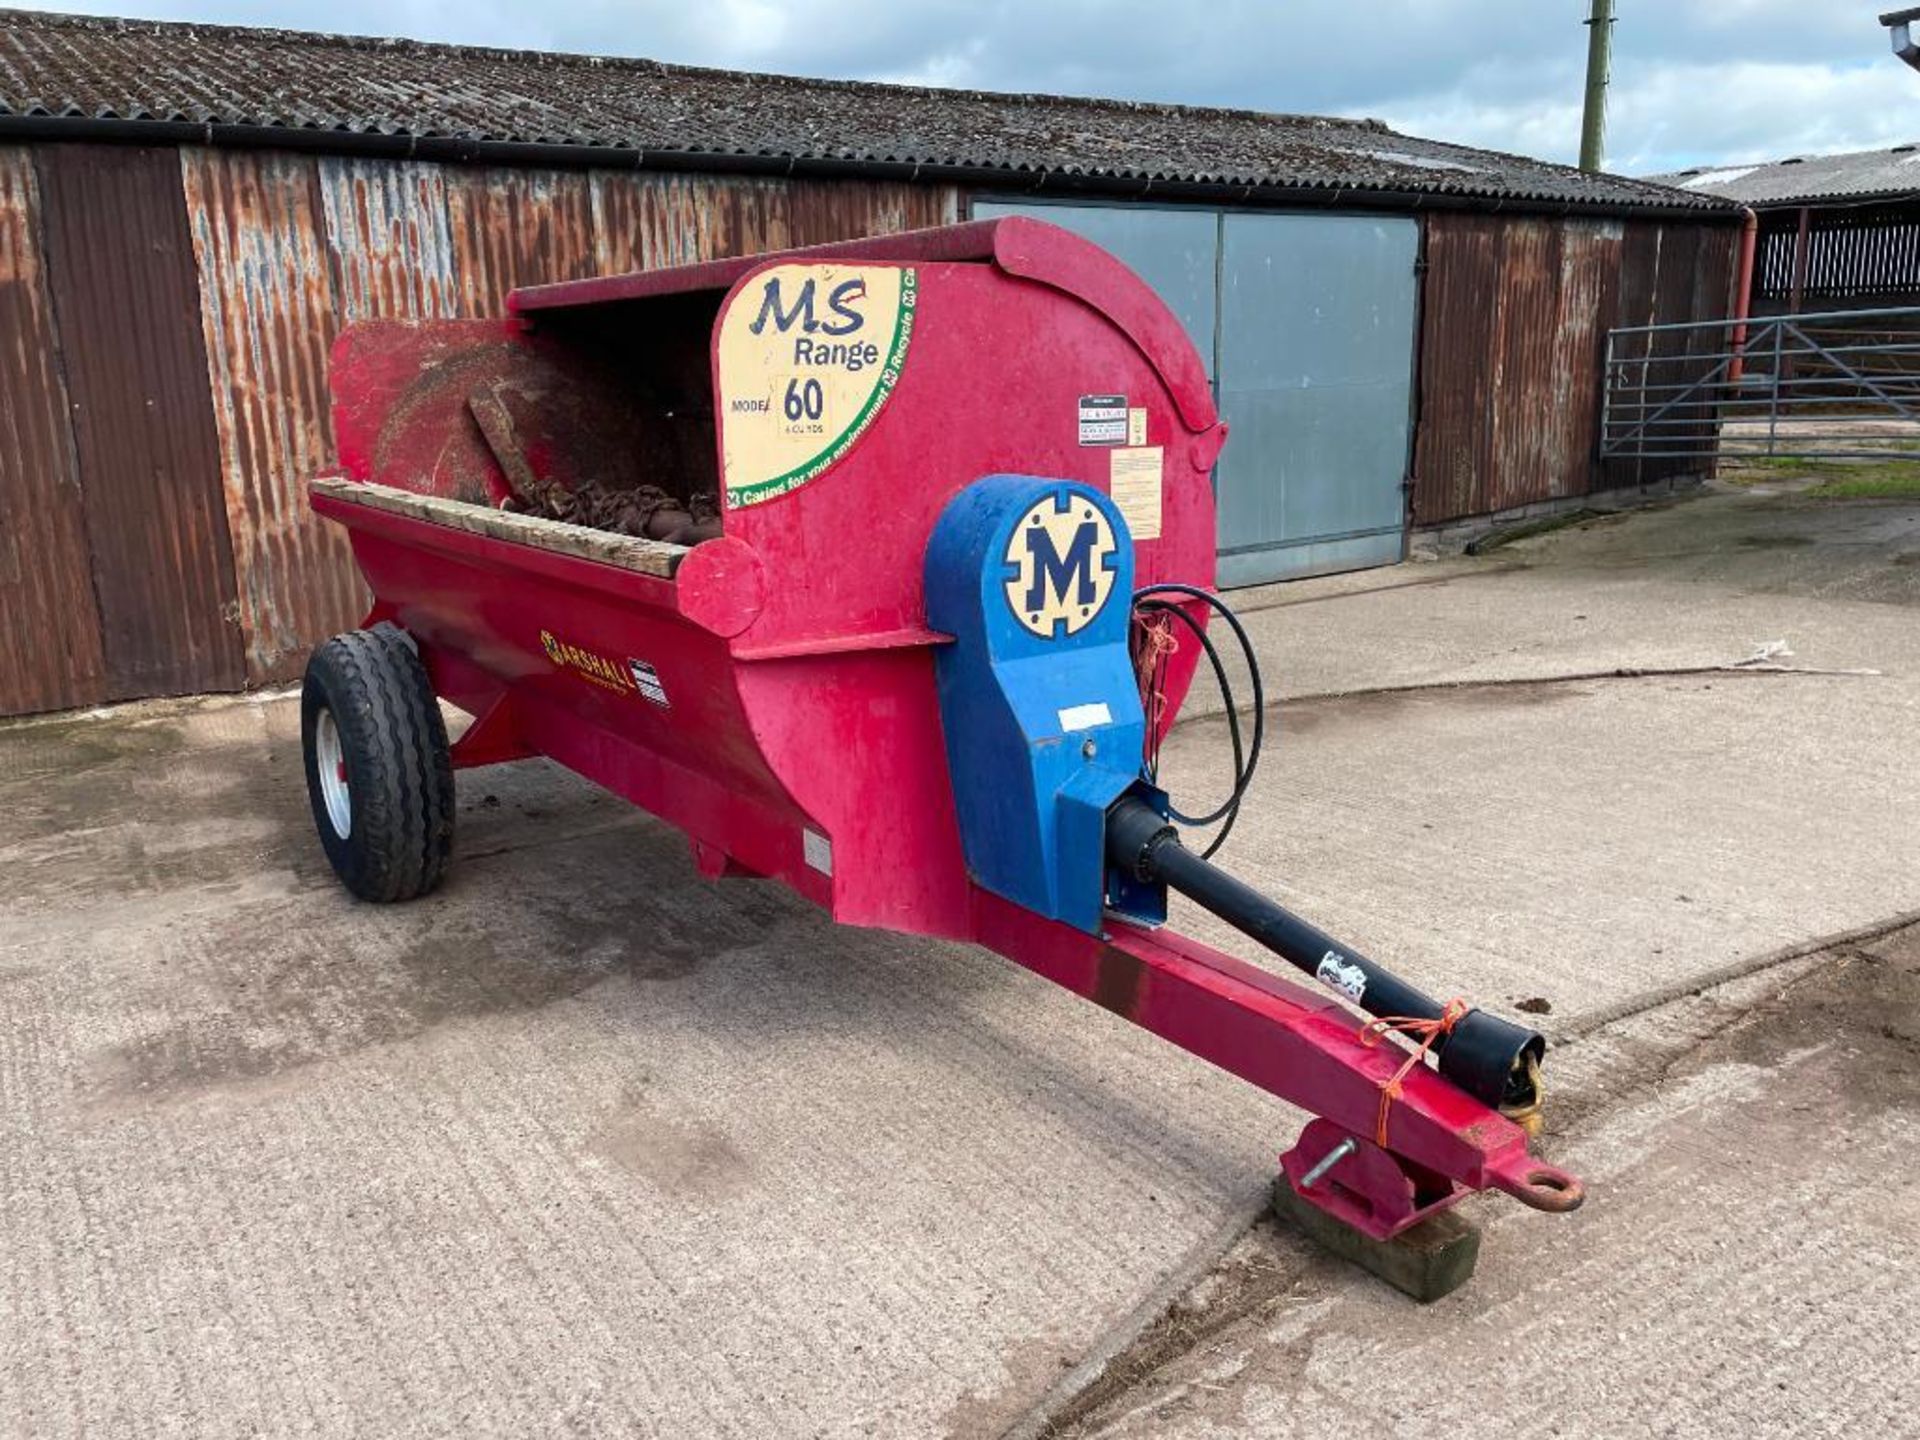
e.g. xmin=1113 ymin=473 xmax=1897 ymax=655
xmin=1135 ymin=600 xmax=1241 ymax=817
xmin=1134 ymin=600 xmax=1246 ymax=857
xmin=1131 ymin=583 xmax=1267 ymax=859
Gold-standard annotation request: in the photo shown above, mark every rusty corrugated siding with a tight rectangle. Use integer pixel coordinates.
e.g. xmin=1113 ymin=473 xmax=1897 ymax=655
xmin=591 ymin=170 xmax=737 ymax=275
xmin=784 ymin=177 xmax=961 ymax=249
xmin=1546 ymin=220 xmax=1620 ymax=505
xmin=1410 ymin=214 xmax=1501 ymax=523
xmin=1483 ymin=218 xmax=1562 ymax=514
xmin=317 ymin=157 xmax=461 ymax=323
xmin=32 ymin=142 xmax=244 ymax=698
xmin=1414 ymin=210 xmax=1734 ymax=522
xmin=1414 ymin=212 xmax=1626 ymax=521
xmin=0 ymin=143 xmax=106 ymax=715
xmin=183 ymin=146 xmax=359 ymax=682
xmin=183 ymin=154 xmax=965 ymax=684
xmin=1596 ymin=220 xmax=1739 ymax=490
xmin=590 ymin=172 xmax=960 ymax=275
xmin=445 ymin=166 xmax=601 ymax=314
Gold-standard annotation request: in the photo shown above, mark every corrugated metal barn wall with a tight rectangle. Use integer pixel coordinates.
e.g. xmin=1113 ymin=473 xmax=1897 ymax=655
xmin=5 ymin=143 xmax=1730 ymax=718
xmin=0 ymin=142 xmax=244 ymax=716
xmin=0 ymin=146 xmax=103 ymax=715
xmin=182 ymin=151 xmax=962 ymax=684
xmin=1411 ymin=213 xmax=1740 ymax=522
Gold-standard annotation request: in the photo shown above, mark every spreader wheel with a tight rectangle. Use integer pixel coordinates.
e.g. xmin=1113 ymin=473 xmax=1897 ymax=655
xmin=301 ymin=626 xmax=454 ymax=902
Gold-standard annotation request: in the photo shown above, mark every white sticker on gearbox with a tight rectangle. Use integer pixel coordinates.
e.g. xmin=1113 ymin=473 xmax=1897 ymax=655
xmin=1057 ymin=701 xmax=1112 ymax=732
xmin=1315 ymin=951 xmax=1368 ymax=1003
xmin=803 ymin=828 xmax=834 ymax=875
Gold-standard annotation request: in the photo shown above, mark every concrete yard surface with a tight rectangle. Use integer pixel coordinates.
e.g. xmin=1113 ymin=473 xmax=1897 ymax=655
xmin=2 ymin=481 xmax=1917 ymax=1436
xmin=1055 ymin=930 xmax=1920 ymax=1438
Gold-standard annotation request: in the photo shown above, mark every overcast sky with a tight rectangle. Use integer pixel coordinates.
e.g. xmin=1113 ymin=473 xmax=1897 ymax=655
xmin=16 ymin=1 xmax=1917 ymax=175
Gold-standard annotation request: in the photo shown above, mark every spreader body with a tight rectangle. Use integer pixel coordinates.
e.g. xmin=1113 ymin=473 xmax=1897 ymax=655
xmin=316 ymin=219 xmax=1222 ymax=941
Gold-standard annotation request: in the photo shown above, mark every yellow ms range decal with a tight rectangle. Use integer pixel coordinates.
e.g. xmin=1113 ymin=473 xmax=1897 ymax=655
xmin=717 ymin=263 xmax=917 ymax=509
xmin=1003 ymin=492 xmax=1119 ymax=640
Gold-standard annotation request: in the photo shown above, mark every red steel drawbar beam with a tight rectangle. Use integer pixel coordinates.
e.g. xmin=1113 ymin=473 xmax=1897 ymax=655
xmin=974 ymin=891 xmax=1582 ymax=1238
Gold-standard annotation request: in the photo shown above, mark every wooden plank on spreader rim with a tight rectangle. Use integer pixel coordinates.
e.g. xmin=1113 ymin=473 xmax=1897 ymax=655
xmin=311 ymin=477 xmax=688 ymax=579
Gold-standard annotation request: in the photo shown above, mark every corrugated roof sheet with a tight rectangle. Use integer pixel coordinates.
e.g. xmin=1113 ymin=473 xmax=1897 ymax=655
xmin=1652 ymin=143 xmax=1920 ymax=206
xmin=0 ymin=9 xmax=1733 ymax=215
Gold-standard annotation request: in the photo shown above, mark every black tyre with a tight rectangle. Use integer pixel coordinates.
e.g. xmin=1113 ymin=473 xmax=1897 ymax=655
xmin=301 ymin=626 xmax=455 ymax=902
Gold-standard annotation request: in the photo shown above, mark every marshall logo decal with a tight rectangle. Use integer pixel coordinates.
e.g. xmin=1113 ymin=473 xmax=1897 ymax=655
xmin=541 ymin=630 xmax=638 ymax=696
xmin=1003 ymin=491 xmax=1120 ymax=640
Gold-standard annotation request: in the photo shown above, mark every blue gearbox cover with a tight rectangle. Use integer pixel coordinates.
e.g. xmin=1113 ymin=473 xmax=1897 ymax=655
xmin=925 ymin=475 xmax=1163 ymax=934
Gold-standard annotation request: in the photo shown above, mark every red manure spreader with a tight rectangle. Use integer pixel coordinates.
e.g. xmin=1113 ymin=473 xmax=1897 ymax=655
xmin=303 ymin=218 xmax=1580 ymax=1297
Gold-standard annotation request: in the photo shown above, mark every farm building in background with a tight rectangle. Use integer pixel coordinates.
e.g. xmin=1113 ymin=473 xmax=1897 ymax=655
xmin=0 ymin=11 xmax=1741 ymax=718
xmin=1659 ymin=145 xmax=1920 ymax=316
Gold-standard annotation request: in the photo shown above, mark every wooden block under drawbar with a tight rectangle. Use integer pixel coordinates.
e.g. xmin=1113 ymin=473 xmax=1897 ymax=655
xmin=1269 ymin=1178 xmax=1482 ymax=1303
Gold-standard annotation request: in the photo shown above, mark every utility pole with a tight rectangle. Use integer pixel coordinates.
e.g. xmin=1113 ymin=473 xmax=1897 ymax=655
xmin=1579 ymin=0 xmax=1614 ymax=173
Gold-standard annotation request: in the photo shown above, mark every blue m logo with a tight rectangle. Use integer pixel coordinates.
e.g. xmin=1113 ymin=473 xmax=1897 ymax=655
xmin=1002 ymin=491 xmax=1119 ymax=639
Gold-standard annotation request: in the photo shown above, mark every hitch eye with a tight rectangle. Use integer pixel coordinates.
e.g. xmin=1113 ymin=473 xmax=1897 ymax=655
xmin=1489 ymin=1157 xmax=1586 ymax=1213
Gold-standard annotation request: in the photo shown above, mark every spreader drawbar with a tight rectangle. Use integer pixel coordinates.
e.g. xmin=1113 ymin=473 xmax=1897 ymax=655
xmin=1105 ymin=797 xmax=1545 ymax=1113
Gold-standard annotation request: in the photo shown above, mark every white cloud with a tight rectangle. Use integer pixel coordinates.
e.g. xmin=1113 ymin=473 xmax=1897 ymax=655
xmin=1376 ymin=57 xmax=1919 ymax=174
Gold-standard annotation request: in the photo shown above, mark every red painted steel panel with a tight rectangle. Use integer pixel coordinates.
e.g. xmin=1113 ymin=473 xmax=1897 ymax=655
xmin=318 ymin=223 xmax=1222 ymax=930
xmin=32 ymin=142 xmax=243 ymax=698
xmin=183 ymin=146 xmax=362 ymax=682
xmin=0 ymin=144 xmax=106 ymax=715
xmin=307 ymin=225 xmax=1579 ymax=1222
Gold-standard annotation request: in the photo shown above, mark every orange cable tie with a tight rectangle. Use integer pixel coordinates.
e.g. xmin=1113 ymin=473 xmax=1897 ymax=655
xmin=1357 ymin=997 xmax=1470 ymax=1148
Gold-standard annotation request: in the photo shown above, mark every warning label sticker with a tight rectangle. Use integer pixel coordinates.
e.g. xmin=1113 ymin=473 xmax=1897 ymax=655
xmin=626 ymin=658 xmax=670 ymax=708
xmin=1109 ymin=446 xmax=1164 ymax=541
xmin=1078 ymin=394 xmax=1128 ymax=446
xmin=716 ymin=264 xmax=917 ymax=508
xmin=1315 ymin=952 xmax=1368 ymax=1004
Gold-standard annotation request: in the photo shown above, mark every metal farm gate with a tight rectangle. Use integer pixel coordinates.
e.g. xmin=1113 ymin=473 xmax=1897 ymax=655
xmin=1601 ymin=304 xmax=1920 ymax=466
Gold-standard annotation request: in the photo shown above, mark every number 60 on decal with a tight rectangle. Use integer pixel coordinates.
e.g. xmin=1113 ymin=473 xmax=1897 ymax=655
xmin=783 ymin=377 xmax=825 ymax=424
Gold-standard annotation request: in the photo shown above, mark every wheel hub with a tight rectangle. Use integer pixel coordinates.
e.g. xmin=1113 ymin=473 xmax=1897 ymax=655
xmin=314 ymin=707 xmax=352 ymax=838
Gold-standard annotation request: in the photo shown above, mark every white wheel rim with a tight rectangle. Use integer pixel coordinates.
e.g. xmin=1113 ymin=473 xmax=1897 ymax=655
xmin=315 ymin=707 xmax=352 ymax=839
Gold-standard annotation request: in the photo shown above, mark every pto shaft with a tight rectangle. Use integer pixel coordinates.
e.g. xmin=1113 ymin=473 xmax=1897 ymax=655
xmin=1105 ymin=797 xmax=1544 ymax=1109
